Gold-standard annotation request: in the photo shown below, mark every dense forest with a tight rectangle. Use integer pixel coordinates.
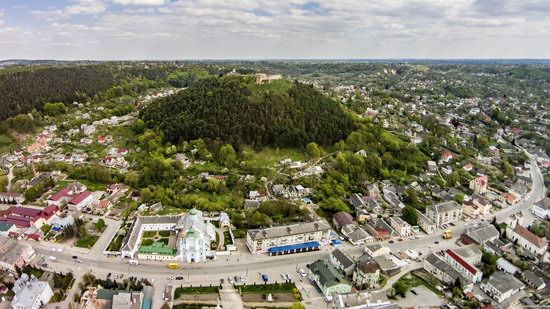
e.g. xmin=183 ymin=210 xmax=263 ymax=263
xmin=0 ymin=65 xmax=122 ymax=120
xmin=140 ymin=76 xmax=354 ymax=148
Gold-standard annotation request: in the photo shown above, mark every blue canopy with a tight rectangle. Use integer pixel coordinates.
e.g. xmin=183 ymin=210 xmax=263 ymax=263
xmin=268 ymin=241 xmax=320 ymax=254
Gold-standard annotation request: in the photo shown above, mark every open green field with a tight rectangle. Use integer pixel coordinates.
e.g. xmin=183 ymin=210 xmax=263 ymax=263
xmin=55 ymin=179 xmax=106 ymax=192
xmin=242 ymin=146 xmax=306 ymax=168
xmin=240 ymin=282 xmax=297 ymax=294
xmin=74 ymin=235 xmax=99 ymax=248
xmin=174 ymin=286 xmax=219 ymax=299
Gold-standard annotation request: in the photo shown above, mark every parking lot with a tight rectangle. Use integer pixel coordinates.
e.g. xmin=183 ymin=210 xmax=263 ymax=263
xmin=395 ymin=285 xmax=444 ymax=308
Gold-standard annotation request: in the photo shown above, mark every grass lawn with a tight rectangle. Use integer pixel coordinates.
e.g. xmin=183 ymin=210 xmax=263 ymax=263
xmin=55 ymin=179 xmax=106 ymax=191
xmin=159 ymin=230 xmax=171 ymax=237
xmin=157 ymin=206 xmax=184 ymax=215
xmin=74 ymin=235 xmax=100 ymax=249
xmin=240 ymin=282 xmax=297 ymax=294
xmin=107 ymin=234 xmax=124 ymax=251
xmin=141 ymin=239 xmax=154 ymax=246
xmin=242 ymin=146 xmax=306 ymax=168
xmin=142 ymin=231 xmax=157 ymax=238
xmin=174 ymin=286 xmax=219 ymax=299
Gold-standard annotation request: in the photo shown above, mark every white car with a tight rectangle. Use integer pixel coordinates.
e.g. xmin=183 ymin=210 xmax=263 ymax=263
xmin=228 ymin=277 xmax=234 ymax=284
xmin=298 ymin=269 xmax=306 ymax=277
xmin=167 ymin=276 xmax=174 ymax=280
xmin=239 ymin=276 xmax=245 ymax=283
xmin=281 ymin=274 xmax=287 ymax=280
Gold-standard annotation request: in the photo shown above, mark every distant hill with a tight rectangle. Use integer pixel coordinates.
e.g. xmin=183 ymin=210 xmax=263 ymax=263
xmin=140 ymin=76 xmax=354 ymax=148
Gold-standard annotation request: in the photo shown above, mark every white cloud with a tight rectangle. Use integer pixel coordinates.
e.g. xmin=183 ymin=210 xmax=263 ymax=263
xmin=32 ymin=0 xmax=106 ymax=21
xmin=6 ymin=0 xmax=550 ymax=59
xmin=112 ymin=0 xmax=167 ymax=5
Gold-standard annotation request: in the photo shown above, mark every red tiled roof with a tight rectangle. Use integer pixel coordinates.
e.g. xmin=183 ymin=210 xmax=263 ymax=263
xmin=446 ymin=249 xmax=478 ymax=275
xmin=49 ymin=187 xmax=72 ymax=201
xmin=42 ymin=204 xmax=59 ymax=217
xmin=513 ymin=224 xmax=548 ymax=249
xmin=69 ymin=191 xmax=92 ymax=205
xmin=0 ymin=216 xmax=32 ymax=228
xmin=9 ymin=207 xmax=42 ymax=218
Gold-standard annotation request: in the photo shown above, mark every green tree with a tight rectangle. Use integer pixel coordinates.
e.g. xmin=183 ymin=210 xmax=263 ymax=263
xmin=393 ymin=281 xmax=409 ymax=297
xmin=43 ymin=102 xmax=67 ymax=116
xmin=94 ymin=219 xmax=106 ymax=231
xmin=401 ymin=206 xmax=418 ymax=225
xmin=218 ymin=144 xmax=237 ymax=167
xmin=405 ymin=188 xmax=420 ymax=208
xmin=305 ymin=142 xmax=321 ymax=160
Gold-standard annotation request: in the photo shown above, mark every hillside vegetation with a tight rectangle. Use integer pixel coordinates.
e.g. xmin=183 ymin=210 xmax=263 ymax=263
xmin=140 ymin=76 xmax=354 ymax=148
xmin=0 ymin=65 xmax=120 ymax=120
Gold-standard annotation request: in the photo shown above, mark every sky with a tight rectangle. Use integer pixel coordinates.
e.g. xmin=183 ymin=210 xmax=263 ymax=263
xmin=1 ymin=0 xmax=550 ymax=60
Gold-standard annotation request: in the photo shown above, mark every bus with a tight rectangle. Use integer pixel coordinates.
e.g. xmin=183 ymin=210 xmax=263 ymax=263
xmin=128 ymin=259 xmax=139 ymax=266
xmin=167 ymin=262 xmax=180 ymax=269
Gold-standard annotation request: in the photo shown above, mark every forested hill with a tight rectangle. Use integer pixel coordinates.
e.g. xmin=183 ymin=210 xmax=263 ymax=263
xmin=140 ymin=76 xmax=354 ymax=148
xmin=0 ymin=65 xmax=120 ymax=120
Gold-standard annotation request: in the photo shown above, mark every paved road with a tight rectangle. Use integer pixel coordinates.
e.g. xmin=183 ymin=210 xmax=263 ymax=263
xmin=29 ymin=153 xmax=546 ymax=307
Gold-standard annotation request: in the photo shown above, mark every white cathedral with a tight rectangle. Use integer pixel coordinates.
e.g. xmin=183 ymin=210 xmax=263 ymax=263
xmin=175 ymin=209 xmax=217 ymax=262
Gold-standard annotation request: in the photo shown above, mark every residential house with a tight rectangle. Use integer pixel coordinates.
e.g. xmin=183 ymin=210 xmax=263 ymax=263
xmin=427 ymin=161 xmax=438 ymax=173
xmin=11 ymin=273 xmax=53 ymax=309
xmin=521 ymin=271 xmax=546 ymax=290
xmin=382 ymin=189 xmax=405 ymax=210
xmin=352 ymin=255 xmax=380 ymax=289
xmin=441 ymin=150 xmax=454 ymax=162
xmin=308 ymin=260 xmax=352 ymax=301
xmin=416 ymin=210 xmax=436 ymax=234
xmin=444 ymin=249 xmax=483 ymax=283
xmin=341 ymin=224 xmax=373 ymax=245
xmin=364 ymin=244 xmax=390 ymax=257
xmin=67 ymin=191 xmax=94 ymax=211
xmin=453 ymin=244 xmax=482 ymax=265
xmin=505 ymin=216 xmax=548 ymax=256
xmin=481 ymin=271 xmax=525 ymax=303
xmin=423 ymin=253 xmax=472 ymax=291
xmin=426 ymin=201 xmax=462 ymax=227
xmin=0 ymin=237 xmax=36 ymax=273
xmin=330 ymin=248 xmax=355 ymax=276
xmin=366 ymin=184 xmax=380 ymax=200
xmin=469 ymin=175 xmax=488 ymax=194
xmin=389 ymin=217 xmax=411 ymax=237
xmin=349 ymin=193 xmax=365 ymax=209
xmin=460 ymin=224 xmax=500 ymax=245
xmin=496 ymin=258 xmax=519 ymax=275
xmin=333 ymin=212 xmax=354 ymax=230
xmin=532 ymin=197 xmax=550 ymax=219
xmin=372 ymin=255 xmax=401 ymax=276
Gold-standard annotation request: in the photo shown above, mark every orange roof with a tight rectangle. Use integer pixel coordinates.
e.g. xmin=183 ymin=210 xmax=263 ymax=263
xmin=513 ymin=224 xmax=548 ymax=249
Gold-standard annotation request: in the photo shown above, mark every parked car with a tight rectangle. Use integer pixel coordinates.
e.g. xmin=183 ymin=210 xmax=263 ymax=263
xmin=220 ymin=278 xmax=224 ymax=284
xmin=411 ymin=289 xmax=418 ymax=295
xmin=239 ymin=275 xmax=245 ymax=283
xmin=175 ymin=276 xmax=183 ymax=280
xmin=228 ymin=277 xmax=234 ymax=284
xmin=261 ymin=274 xmax=268 ymax=282
xmin=298 ymin=269 xmax=306 ymax=277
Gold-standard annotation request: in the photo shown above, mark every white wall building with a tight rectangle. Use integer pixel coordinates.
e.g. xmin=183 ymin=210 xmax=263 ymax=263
xmin=11 ymin=274 xmax=53 ymax=309
xmin=532 ymin=197 xmax=550 ymax=219
xmin=481 ymin=271 xmax=525 ymax=303
xmin=246 ymin=221 xmax=331 ymax=255
xmin=426 ymin=201 xmax=462 ymax=227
